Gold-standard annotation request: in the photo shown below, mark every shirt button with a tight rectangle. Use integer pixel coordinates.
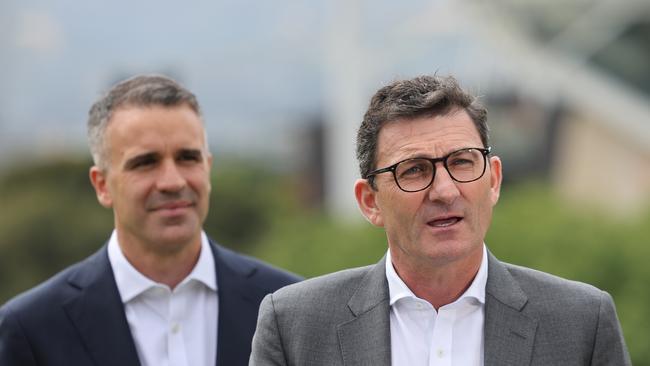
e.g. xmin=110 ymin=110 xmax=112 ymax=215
xmin=171 ymin=323 xmax=180 ymax=334
xmin=437 ymin=349 xmax=445 ymax=358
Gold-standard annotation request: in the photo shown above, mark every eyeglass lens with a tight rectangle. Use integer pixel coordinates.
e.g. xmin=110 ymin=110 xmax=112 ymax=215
xmin=394 ymin=148 xmax=486 ymax=191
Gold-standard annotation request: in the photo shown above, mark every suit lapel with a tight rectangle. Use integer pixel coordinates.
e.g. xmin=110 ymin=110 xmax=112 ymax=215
xmin=336 ymin=252 xmax=538 ymax=365
xmin=337 ymin=257 xmax=391 ymax=366
xmin=484 ymin=252 xmax=537 ymax=366
xmin=63 ymin=241 xmax=260 ymax=366
xmin=212 ymin=242 xmax=267 ymax=366
xmin=63 ymin=247 xmax=141 ymax=366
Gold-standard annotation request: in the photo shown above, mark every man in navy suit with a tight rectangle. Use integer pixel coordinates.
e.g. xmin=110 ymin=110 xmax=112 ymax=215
xmin=0 ymin=74 xmax=301 ymax=366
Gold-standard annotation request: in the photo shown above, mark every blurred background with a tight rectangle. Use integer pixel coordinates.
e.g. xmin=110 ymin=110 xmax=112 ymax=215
xmin=1 ymin=0 xmax=649 ymax=362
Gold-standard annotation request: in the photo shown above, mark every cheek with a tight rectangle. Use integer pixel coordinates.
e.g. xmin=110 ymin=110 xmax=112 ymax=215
xmin=185 ymin=167 xmax=210 ymax=187
xmin=115 ymin=177 xmax=151 ymax=204
xmin=475 ymin=190 xmax=495 ymax=230
xmin=190 ymin=174 xmax=212 ymax=194
xmin=383 ymin=192 xmax=421 ymax=228
xmin=461 ymin=184 xmax=491 ymax=223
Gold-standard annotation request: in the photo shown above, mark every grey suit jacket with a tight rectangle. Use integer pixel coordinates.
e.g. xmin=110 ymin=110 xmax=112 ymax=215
xmin=250 ymin=251 xmax=630 ymax=365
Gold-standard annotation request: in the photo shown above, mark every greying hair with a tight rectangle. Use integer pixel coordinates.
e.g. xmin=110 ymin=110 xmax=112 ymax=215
xmin=356 ymin=75 xmax=489 ymax=187
xmin=87 ymin=74 xmax=202 ymax=170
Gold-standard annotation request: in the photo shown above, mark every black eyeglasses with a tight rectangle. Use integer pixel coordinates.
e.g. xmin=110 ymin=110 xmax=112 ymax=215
xmin=365 ymin=147 xmax=491 ymax=192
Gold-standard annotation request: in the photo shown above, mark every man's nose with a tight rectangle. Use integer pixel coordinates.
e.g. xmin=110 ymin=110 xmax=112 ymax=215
xmin=157 ymin=160 xmax=186 ymax=192
xmin=427 ymin=162 xmax=460 ymax=204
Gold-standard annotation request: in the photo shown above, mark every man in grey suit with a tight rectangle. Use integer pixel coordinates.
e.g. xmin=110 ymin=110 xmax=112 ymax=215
xmin=250 ymin=75 xmax=631 ymax=365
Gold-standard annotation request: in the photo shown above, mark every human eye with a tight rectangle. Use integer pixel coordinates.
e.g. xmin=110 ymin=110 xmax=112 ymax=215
xmin=448 ymin=149 xmax=479 ymax=167
xmin=449 ymin=157 xmax=474 ymax=166
xmin=125 ymin=154 xmax=158 ymax=170
xmin=397 ymin=159 xmax=431 ymax=179
xmin=178 ymin=149 xmax=202 ymax=163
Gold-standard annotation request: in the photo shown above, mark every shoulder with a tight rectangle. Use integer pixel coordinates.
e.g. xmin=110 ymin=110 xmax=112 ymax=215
xmin=491 ymin=259 xmax=630 ymax=363
xmin=0 ymin=250 xmax=102 ymax=323
xmin=494 ymin=260 xmax=615 ymax=326
xmin=503 ymin=261 xmax=606 ymax=304
xmin=252 ymin=265 xmax=381 ymax=363
xmin=268 ymin=265 xmax=374 ymax=311
xmin=256 ymin=265 xmax=376 ymax=339
xmin=277 ymin=265 xmax=372 ymax=296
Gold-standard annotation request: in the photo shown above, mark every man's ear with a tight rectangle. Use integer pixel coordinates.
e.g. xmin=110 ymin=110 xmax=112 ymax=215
xmin=354 ymin=178 xmax=384 ymax=227
xmin=488 ymin=156 xmax=503 ymax=206
xmin=89 ymin=166 xmax=113 ymax=208
xmin=206 ymin=153 xmax=213 ymax=168
xmin=205 ymin=152 xmax=213 ymax=193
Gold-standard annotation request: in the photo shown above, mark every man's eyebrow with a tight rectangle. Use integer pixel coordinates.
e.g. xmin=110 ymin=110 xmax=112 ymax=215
xmin=180 ymin=148 xmax=202 ymax=155
xmin=124 ymin=152 xmax=159 ymax=169
xmin=178 ymin=148 xmax=204 ymax=158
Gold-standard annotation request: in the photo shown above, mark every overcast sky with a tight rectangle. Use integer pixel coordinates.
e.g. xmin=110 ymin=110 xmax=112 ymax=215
xmin=3 ymin=0 xmax=508 ymax=165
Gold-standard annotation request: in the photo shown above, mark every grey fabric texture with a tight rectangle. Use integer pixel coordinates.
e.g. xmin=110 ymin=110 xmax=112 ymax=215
xmin=250 ymin=251 xmax=630 ymax=366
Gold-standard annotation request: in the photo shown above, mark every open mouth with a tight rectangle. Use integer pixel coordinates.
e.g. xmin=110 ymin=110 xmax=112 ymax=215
xmin=427 ymin=216 xmax=462 ymax=228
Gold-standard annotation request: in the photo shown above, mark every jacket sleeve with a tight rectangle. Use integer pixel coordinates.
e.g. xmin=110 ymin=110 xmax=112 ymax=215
xmin=249 ymin=294 xmax=288 ymax=366
xmin=590 ymin=291 xmax=631 ymax=366
xmin=0 ymin=306 xmax=37 ymax=366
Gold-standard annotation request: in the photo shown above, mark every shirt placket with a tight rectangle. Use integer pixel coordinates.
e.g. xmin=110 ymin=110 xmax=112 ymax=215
xmin=168 ymin=287 xmax=188 ymax=366
xmin=429 ymin=308 xmax=455 ymax=366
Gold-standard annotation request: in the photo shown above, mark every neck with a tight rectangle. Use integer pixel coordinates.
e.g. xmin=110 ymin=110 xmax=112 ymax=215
xmin=117 ymin=232 xmax=202 ymax=289
xmin=390 ymin=246 xmax=483 ymax=310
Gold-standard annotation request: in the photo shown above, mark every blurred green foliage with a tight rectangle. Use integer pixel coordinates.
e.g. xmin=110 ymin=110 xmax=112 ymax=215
xmin=0 ymin=158 xmax=648 ymax=364
xmin=0 ymin=158 xmax=113 ymax=299
xmin=486 ymin=183 xmax=650 ymax=364
xmin=0 ymin=157 xmax=293 ymax=300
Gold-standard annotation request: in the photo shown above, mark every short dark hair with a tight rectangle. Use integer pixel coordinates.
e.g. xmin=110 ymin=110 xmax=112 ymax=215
xmin=356 ymin=75 xmax=489 ymax=187
xmin=87 ymin=74 xmax=201 ymax=170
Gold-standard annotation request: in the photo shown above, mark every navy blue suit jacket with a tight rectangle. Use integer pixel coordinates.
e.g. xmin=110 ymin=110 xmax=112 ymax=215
xmin=0 ymin=239 xmax=301 ymax=366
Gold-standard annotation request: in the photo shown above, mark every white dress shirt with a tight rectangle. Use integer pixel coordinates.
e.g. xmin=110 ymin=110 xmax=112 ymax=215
xmin=386 ymin=245 xmax=488 ymax=366
xmin=108 ymin=230 xmax=218 ymax=366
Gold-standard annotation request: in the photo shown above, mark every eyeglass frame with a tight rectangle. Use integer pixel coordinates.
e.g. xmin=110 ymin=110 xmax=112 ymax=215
xmin=364 ymin=146 xmax=492 ymax=192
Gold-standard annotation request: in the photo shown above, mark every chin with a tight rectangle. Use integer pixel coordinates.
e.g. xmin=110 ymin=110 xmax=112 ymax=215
xmin=420 ymin=239 xmax=479 ymax=264
xmin=153 ymin=226 xmax=201 ymax=249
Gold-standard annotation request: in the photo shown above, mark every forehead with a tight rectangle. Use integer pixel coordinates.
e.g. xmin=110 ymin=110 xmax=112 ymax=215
xmin=108 ymin=104 xmax=203 ymax=135
xmin=106 ymin=105 xmax=206 ymax=152
xmin=376 ymin=109 xmax=482 ymax=165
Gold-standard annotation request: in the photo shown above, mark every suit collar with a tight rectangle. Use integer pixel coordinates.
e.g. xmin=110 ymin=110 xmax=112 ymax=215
xmin=338 ymin=256 xmax=391 ymax=366
xmin=338 ymin=251 xmax=539 ymax=366
xmin=64 ymin=246 xmax=141 ymax=366
xmin=107 ymin=230 xmax=217 ymax=303
xmin=385 ymin=246 xmax=489 ymax=306
xmin=62 ymin=239 xmax=262 ymax=366
xmin=346 ymin=256 xmax=389 ymax=316
xmin=484 ymin=250 xmax=538 ymax=366
xmin=485 ymin=250 xmax=528 ymax=310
